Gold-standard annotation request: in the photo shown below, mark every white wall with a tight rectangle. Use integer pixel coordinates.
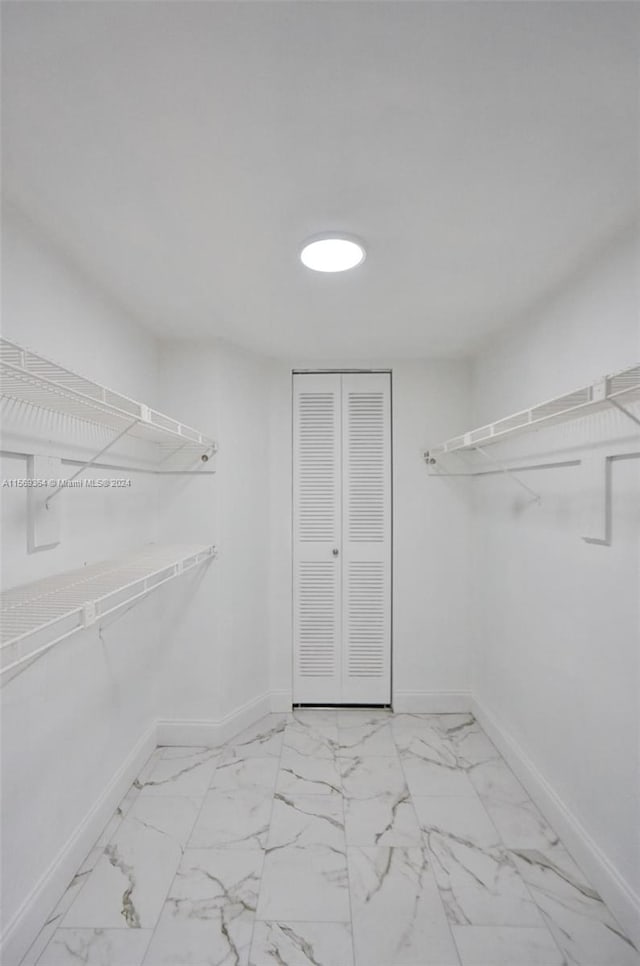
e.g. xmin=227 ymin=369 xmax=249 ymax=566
xmin=471 ymin=229 xmax=640 ymax=934
xmin=156 ymin=339 xmax=271 ymax=725
xmin=0 ymin=206 xmax=165 ymax=950
xmin=267 ymin=359 xmax=472 ymax=711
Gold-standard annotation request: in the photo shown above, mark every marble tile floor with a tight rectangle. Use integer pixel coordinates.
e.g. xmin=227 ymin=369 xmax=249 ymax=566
xmin=21 ymin=711 xmax=640 ymax=966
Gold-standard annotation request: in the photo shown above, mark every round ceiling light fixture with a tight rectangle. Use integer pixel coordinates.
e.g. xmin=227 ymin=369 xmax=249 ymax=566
xmin=300 ymin=234 xmax=366 ymax=273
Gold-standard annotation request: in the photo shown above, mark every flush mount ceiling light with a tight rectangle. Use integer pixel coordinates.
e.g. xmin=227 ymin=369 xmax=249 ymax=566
xmin=300 ymin=234 xmax=366 ymax=273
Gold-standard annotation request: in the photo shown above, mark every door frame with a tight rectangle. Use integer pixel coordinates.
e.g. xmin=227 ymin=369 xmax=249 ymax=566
xmin=290 ymin=368 xmax=394 ymax=708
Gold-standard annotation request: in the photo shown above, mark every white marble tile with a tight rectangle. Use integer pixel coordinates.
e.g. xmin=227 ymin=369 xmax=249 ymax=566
xmin=37 ymin=928 xmax=152 ymax=965
xmin=211 ymin=756 xmax=279 ymax=792
xmin=468 ymin=758 xmax=531 ymax=806
xmin=348 ymin=846 xmax=459 ymax=966
xmin=511 ymin=847 xmax=640 ymax=965
xmin=401 ymin=749 xmax=478 ymax=797
xmin=142 ymin=848 xmax=263 ymax=966
xmin=340 ymin=756 xmax=420 ymax=845
xmin=268 ymin=792 xmax=345 ymax=851
xmin=221 ymin=715 xmax=286 ymax=760
xmin=452 ymin=926 xmax=565 ymax=965
xmin=284 ymin=715 xmax=339 ymax=758
xmin=391 ymin=715 xmax=457 ymax=757
xmin=344 ymin=795 xmax=422 ymax=847
xmin=421 ymin=799 xmax=543 ymax=927
xmin=443 ymin=720 xmax=501 ymax=769
xmin=394 ymin=715 xmax=499 ymax=773
xmin=62 ymin=797 xmax=200 ymax=929
xmin=337 ymin=719 xmax=397 ymax=758
xmin=340 ymin=755 xmax=407 ymax=798
xmin=429 ymin=714 xmax=483 ymax=742
xmin=413 ymin=795 xmax=502 ymax=848
xmin=277 ymin=748 xmax=342 ymax=796
xmin=249 ymin=921 xmax=354 ymax=966
xmin=257 ymin=846 xmax=350 ymax=922
xmin=135 ymin=747 xmax=220 ymax=798
xmin=164 ymin=847 xmax=263 ymax=913
xmin=468 ymin=759 xmax=561 ymax=851
xmin=484 ymin=797 xmax=561 ymax=852
xmin=189 ymin=788 xmax=272 ymax=850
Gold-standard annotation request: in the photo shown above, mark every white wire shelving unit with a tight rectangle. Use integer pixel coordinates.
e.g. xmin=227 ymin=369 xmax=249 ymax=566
xmin=424 ymin=363 xmax=640 ymax=461
xmin=0 ymin=337 xmax=217 ymax=472
xmin=0 ymin=544 xmax=216 ymax=681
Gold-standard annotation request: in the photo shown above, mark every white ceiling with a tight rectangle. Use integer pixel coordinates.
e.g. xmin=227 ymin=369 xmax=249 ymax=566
xmin=2 ymin=1 xmax=639 ymax=359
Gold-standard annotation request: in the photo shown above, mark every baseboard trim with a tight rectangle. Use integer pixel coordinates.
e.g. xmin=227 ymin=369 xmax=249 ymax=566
xmin=156 ymin=691 xmax=272 ymax=746
xmin=393 ymin=689 xmax=472 ymax=713
xmin=269 ymin=689 xmax=292 ymax=713
xmin=472 ymin=695 xmax=640 ymax=951
xmin=1 ymin=723 xmax=157 ymax=966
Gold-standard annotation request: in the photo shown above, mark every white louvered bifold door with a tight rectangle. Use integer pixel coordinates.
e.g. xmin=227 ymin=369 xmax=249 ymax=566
xmin=293 ymin=374 xmax=342 ymax=703
xmin=293 ymin=372 xmax=391 ymax=705
xmin=341 ymin=373 xmax=391 ymax=703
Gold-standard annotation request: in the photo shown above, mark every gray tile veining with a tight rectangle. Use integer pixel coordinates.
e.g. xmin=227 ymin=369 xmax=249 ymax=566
xmin=23 ymin=712 xmax=639 ymax=966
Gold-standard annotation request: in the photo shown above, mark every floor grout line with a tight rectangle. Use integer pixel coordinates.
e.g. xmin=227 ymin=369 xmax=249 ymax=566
xmin=393 ymin=713 xmax=463 ymax=966
xmin=247 ymin=712 xmax=288 ymax=965
xmin=135 ymin=747 xmax=220 ymax=966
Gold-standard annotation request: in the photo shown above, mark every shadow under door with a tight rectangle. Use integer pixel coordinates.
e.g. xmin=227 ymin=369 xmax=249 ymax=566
xmin=292 ymin=371 xmax=391 ymax=705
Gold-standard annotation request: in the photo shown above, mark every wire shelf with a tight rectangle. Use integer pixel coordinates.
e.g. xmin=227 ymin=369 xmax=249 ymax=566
xmin=426 ymin=363 xmax=640 ymax=457
xmin=0 ymin=338 xmax=216 ymax=469
xmin=0 ymin=544 xmax=216 ymax=680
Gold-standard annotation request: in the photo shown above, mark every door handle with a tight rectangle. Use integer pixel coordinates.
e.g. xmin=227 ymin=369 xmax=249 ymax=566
xmin=332 ymin=548 xmax=339 ymax=557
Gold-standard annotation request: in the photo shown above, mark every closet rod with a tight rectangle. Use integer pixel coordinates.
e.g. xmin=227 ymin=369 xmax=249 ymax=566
xmin=427 ymin=453 xmax=639 ymax=477
xmin=0 ymin=449 xmax=217 ymax=475
xmin=426 ymin=457 xmax=583 ymax=477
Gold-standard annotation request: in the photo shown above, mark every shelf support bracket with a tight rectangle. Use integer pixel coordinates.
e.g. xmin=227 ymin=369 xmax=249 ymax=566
xmin=45 ymin=419 xmax=141 ymax=508
xmin=473 ymin=445 xmax=542 ymax=503
xmin=608 ymin=398 xmax=640 ymax=430
xmin=581 ymin=455 xmax=610 ymax=545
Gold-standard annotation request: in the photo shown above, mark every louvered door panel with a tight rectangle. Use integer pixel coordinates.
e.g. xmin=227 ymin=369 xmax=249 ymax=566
xmin=293 ymin=374 xmax=341 ymax=703
xmin=341 ymin=373 xmax=391 ymax=704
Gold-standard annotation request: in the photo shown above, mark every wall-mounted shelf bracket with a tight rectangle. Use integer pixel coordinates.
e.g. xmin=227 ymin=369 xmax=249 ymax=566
xmin=424 ymin=446 xmax=541 ymax=502
xmin=608 ymin=398 xmax=640 ymax=430
xmin=44 ymin=419 xmax=141 ymax=508
xmin=473 ymin=445 xmax=542 ymax=503
xmin=581 ymin=455 xmax=610 ymax=545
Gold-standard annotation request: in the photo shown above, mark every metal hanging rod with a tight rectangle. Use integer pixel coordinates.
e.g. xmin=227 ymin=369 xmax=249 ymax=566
xmin=0 ymin=448 xmax=217 ymax=476
xmin=426 ymin=457 xmax=583 ymax=477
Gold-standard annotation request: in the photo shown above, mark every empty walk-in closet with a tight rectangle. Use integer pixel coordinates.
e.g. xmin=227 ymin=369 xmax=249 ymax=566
xmin=1 ymin=3 xmax=639 ymax=965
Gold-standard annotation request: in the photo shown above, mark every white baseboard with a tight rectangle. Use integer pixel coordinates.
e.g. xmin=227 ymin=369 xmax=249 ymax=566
xmin=156 ymin=691 xmax=272 ymax=746
xmin=472 ymin=695 xmax=640 ymax=951
xmin=269 ymin=689 xmax=292 ymax=713
xmin=1 ymin=723 xmax=157 ymax=966
xmin=393 ymin=689 xmax=472 ymax=713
